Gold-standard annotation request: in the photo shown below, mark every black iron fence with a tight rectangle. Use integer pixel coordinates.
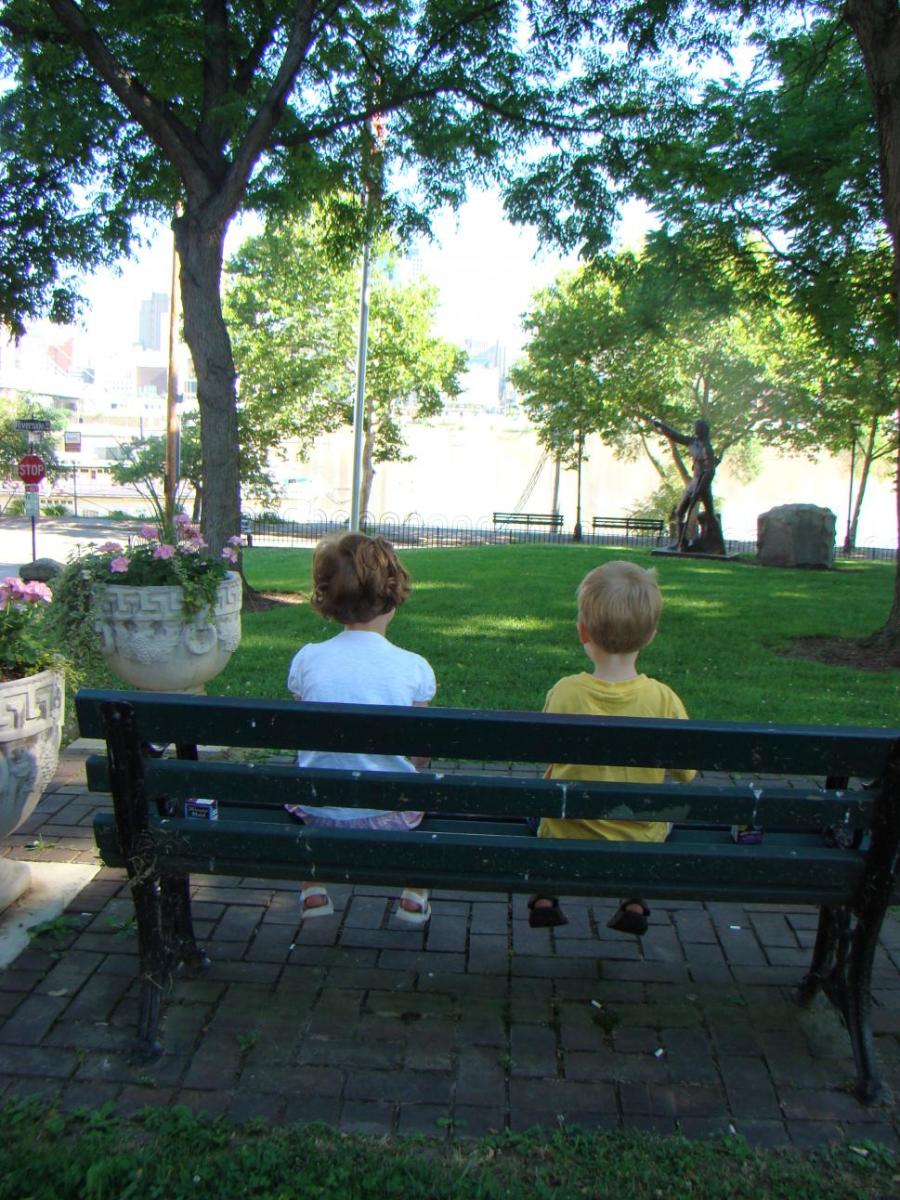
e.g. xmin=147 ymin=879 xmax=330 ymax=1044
xmin=242 ymin=513 xmax=897 ymax=561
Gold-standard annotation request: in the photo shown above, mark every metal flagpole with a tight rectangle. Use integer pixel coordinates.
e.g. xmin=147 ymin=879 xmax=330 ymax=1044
xmin=350 ymin=232 xmax=371 ymax=532
xmin=349 ymin=91 xmax=386 ymax=533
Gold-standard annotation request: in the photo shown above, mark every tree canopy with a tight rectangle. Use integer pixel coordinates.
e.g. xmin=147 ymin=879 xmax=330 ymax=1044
xmin=225 ymin=210 xmax=465 ymax=516
xmin=0 ymin=0 xmax=615 ymax=556
xmin=505 ymin=2 xmax=900 ymax=651
xmin=512 ymin=248 xmax=816 ymax=500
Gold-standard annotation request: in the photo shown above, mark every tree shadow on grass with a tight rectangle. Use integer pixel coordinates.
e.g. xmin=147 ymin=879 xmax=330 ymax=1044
xmin=784 ymin=635 xmax=900 ymax=672
xmin=242 ymin=589 xmax=306 ymax=613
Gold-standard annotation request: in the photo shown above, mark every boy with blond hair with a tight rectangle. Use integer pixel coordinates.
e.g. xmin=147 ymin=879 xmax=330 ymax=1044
xmin=529 ymin=559 xmax=696 ymax=934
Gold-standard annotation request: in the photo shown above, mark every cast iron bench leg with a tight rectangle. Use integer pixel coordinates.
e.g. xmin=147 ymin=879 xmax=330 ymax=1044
xmin=846 ymin=913 xmax=888 ymax=1103
xmin=803 ymin=747 xmax=900 ymax=1102
xmin=160 ymin=875 xmax=210 ymax=973
xmin=796 ymin=904 xmax=839 ymax=1007
xmin=103 ymin=700 xmax=170 ymax=1060
xmin=158 ymin=742 xmax=211 ymax=974
xmin=842 ymin=740 xmax=900 ymax=1102
xmin=132 ymin=875 xmax=167 ymax=1061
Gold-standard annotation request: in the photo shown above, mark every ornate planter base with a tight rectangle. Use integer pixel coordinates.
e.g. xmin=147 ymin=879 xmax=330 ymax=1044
xmin=0 ymin=668 xmax=65 ymax=911
xmin=96 ymin=572 xmax=242 ymax=691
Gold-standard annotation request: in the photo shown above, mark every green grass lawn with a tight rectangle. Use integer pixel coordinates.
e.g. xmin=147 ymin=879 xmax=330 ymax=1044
xmin=0 ymin=1100 xmax=895 ymax=1200
xmin=211 ymin=544 xmax=899 ymax=728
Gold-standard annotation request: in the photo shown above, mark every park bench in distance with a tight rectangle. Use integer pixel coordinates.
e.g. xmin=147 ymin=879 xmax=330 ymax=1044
xmin=76 ymin=688 xmax=900 ymax=1102
xmin=592 ymin=516 xmax=666 ymax=541
xmin=492 ymin=511 xmax=564 ymax=536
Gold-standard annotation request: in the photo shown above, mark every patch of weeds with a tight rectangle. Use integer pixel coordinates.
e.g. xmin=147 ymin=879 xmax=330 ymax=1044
xmin=435 ymin=1115 xmax=467 ymax=1132
xmin=236 ymin=1031 xmax=259 ymax=1053
xmin=496 ymin=1053 xmax=513 ymax=1071
xmin=24 ymin=834 xmax=57 ymax=851
xmin=106 ymin=915 xmax=137 ymax=938
xmin=27 ymin=914 xmax=80 ymax=944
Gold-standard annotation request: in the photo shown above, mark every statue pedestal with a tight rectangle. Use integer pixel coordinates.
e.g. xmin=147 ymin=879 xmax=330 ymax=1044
xmin=656 ymin=510 xmax=729 ymax=558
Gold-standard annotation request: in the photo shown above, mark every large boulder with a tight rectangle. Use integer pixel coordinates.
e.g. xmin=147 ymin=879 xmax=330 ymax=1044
xmin=757 ymin=504 xmax=836 ymax=568
xmin=19 ymin=558 xmax=65 ymax=583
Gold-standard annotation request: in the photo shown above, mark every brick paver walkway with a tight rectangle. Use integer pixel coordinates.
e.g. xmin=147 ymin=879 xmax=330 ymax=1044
xmin=2 ymin=741 xmax=900 ymax=1147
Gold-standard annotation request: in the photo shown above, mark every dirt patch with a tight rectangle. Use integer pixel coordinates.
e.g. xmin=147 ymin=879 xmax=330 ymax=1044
xmin=784 ymin=635 xmax=900 ymax=672
xmin=241 ymin=590 xmax=306 ymax=613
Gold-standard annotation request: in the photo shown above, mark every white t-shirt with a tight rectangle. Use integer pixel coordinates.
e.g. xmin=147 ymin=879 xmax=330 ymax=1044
xmin=286 ymin=629 xmax=436 ymax=827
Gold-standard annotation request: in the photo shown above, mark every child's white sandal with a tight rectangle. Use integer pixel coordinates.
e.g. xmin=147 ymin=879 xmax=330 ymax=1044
xmin=300 ymin=886 xmax=334 ymax=918
xmin=396 ymin=889 xmax=431 ymax=926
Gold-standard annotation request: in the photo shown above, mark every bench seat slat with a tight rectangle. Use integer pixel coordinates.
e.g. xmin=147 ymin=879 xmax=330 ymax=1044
xmin=93 ymin=813 xmax=865 ymax=906
xmin=84 ymin=756 xmax=875 ymax=829
xmin=75 ymin=693 xmax=900 ymax=778
xmin=93 ymin=806 xmax=849 ymax=846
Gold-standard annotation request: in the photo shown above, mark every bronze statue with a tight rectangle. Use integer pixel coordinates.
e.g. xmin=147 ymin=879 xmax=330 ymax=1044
xmin=649 ymin=417 xmax=725 ymax=555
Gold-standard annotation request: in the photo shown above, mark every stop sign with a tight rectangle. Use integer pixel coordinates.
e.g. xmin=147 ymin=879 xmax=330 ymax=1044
xmin=18 ymin=454 xmax=45 ymax=484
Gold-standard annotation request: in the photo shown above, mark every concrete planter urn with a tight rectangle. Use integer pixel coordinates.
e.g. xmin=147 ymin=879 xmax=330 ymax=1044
xmin=95 ymin=571 xmax=242 ymax=692
xmin=0 ymin=667 xmax=65 ymax=910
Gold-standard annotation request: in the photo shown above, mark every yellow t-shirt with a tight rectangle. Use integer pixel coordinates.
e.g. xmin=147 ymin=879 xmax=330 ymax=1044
xmin=538 ymin=672 xmax=696 ymax=844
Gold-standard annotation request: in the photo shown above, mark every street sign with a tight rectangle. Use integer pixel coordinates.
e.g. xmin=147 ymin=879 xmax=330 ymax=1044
xmin=18 ymin=454 xmax=46 ymax=483
xmin=23 ymin=491 xmax=40 ymax=518
xmin=24 ymin=483 xmax=39 ymax=493
xmin=64 ymin=430 xmax=82 ymax=452
xmin=15 ymin=418 xmax=52 ymax=433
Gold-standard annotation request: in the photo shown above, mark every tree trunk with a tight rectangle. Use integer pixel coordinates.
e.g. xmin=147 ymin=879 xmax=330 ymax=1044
xmin=844 ymin=416 xmax=878 ymax=553
xmin=639 ymin=432 xmax=670 ymax=482
xmin=173 ymin=208 xmax=240 ymax=559
xmin=844 ymin=0 xmax=900 ymax=651
xmin=669 ymin=441 xmax=690 ymax=485
xmin=862 ymin=427 xmax=900 ymax=657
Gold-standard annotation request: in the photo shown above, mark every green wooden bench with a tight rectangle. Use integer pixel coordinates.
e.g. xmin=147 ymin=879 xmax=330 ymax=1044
xmin=492 ymin=511 xmax=564 ymax=535
xmin=592 ymin=516 xmax=666 ymax=541
xmin=76 ymin=688 xmax=900 ymax=1101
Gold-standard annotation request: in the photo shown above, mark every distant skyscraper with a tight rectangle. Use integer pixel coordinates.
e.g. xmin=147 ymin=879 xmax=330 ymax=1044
xmin=138 ymin=292 xmax=170 ymax=351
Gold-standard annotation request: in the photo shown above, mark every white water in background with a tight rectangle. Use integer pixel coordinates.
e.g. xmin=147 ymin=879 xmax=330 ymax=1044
xmin=271 ymin=413 xmax=897 ymax=548
xmin=28 ymin=411 xmax=896 ymax=547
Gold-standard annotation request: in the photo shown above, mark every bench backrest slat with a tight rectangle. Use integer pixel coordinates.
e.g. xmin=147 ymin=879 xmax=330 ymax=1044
xmin=76 ymin=691 xmax=899 ymax=779
xmin=84 ymin=755 xmax=875 ymax=829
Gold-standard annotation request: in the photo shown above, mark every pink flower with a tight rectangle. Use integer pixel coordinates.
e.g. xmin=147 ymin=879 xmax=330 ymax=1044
xmin=139 ymin=523 xmax=158 ymax=540
xmin=109 ymin=557 xmax=130 ymax=573
xmin=227 ymin=535 xmax=243 ymax=547
xmin=22 ymin=581 xmax=52 ymax=603
xmin=153 ymin=544 xmax=176 ymax=560
xmin=173 ymin=513 xmax=192 ymax=527
xmin=96 ymin=542 xmax=123 ymax=554
xmin=221 ymin=546 xmax=239 ymax=564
